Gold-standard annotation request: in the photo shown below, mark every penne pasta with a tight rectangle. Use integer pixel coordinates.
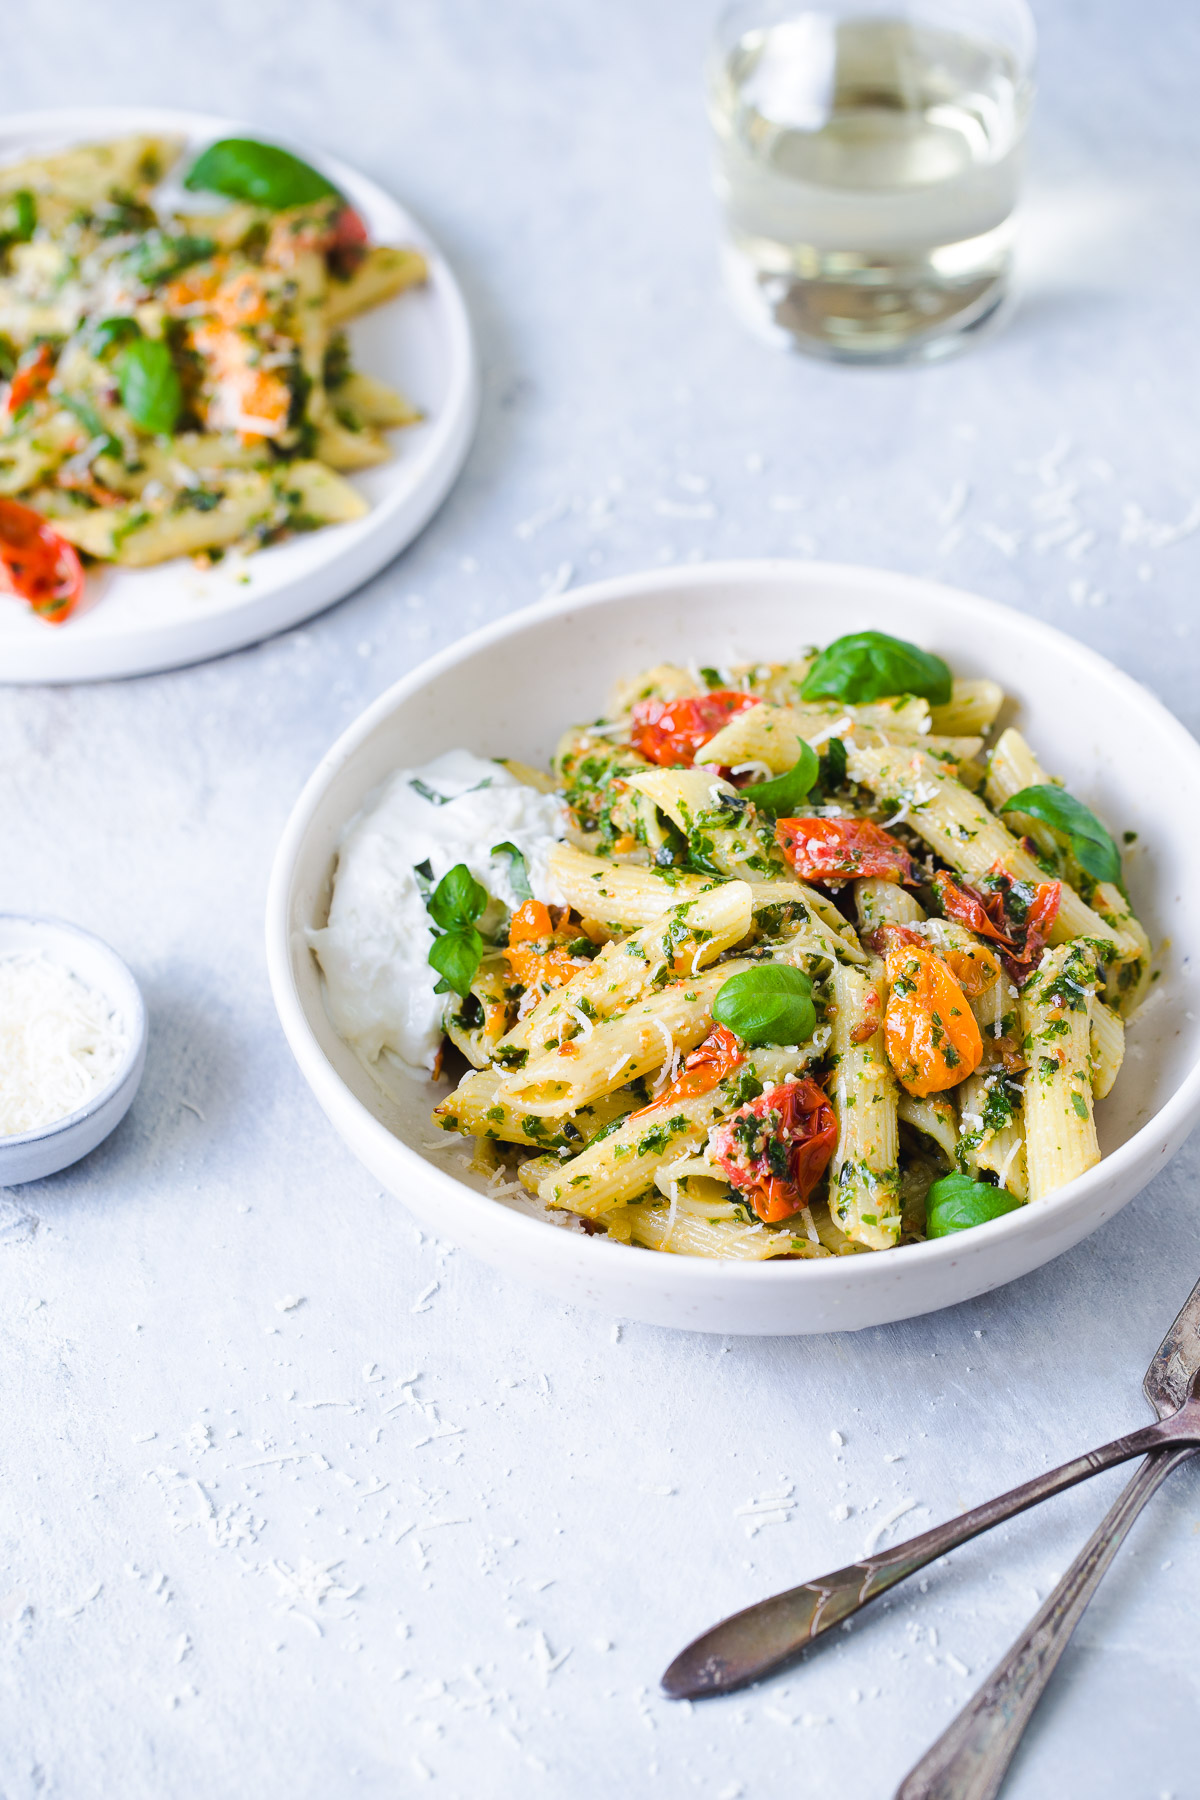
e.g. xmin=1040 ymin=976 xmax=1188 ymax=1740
xmin=1020 ymin=944 xmax=1102 ymax=1200
xmin=848 ymin=745 xmax=1141 ymax=968
xmin=305 ymin=632 xmax=1152 ymax=1262
xmin=828 ymin=959 xmax=901 ymax=1249
xmin=0 ymin=134 xmax=429 ymax=621
xmin=498 ymin=960 xmax=757 ymax=1117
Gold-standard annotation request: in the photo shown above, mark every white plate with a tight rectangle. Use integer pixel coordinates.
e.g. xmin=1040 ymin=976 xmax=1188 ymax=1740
xmin=0 ymin=107 xmax=479 ymax=683
xmin=266 ymin=562 xmax=1200 ymax=1335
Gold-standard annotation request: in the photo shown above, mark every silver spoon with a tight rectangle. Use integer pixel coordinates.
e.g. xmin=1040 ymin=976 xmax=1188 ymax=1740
xmin=661 ymin=1275 xmax=1200 ymax=1702
xmin=894 ymin=1287 xmax=1200 ymax=1800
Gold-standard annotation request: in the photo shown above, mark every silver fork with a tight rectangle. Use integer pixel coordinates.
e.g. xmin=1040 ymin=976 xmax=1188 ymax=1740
xmin=894 ymin=1287 xmax=1200 ymax=1800
xmin=661 ymin=1276 xmax=1200 ymax=1705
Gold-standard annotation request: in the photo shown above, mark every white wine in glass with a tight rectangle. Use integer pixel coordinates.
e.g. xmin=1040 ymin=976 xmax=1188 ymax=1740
xmin=709 ymin=0 xmax=1036 ymax=362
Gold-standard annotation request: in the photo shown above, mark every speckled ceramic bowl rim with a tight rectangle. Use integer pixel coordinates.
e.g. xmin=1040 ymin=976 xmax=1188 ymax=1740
xmin=0 ymin=915 xmax=147 ymax=1148
xmin=266 ymin=561 xmax=1200 ymax=1300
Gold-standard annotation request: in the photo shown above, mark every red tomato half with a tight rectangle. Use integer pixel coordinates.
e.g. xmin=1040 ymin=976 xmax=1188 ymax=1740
xmin=5 ymin=343 xmax=55 ymax=416
xmin=710 ymin=1077 xmax=838 ymax=1223
xmin=632 ymin=1024 xmax=744 ymax=1119
xmin=776 ymin=817 xmax=915 ymax=884
xmin=328 ymin=205 xmax=369 ymax=277
xmin=0 ymin=498 xmax=84 ymax=624
xmin=629 ymin=691 xmax=758 ymax=767
xmin=934 ymin=866 xmax=1061 ymax=982
xmin=932 ymin=869 xmax=1012 ymax=945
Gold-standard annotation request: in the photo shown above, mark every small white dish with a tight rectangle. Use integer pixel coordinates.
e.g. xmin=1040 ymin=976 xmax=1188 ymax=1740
xmin=0 ymin=106 xmax=479 ymax=684
xmin=266 ymin=561 xmax=1200 ymax=1335
xmin=0 ymin=915 xmax=147 ymax=1185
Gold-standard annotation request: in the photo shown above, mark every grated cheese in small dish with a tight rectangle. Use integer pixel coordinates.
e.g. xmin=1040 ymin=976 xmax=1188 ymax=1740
xmin=0 ymin=951 xmax=128 ymax=1137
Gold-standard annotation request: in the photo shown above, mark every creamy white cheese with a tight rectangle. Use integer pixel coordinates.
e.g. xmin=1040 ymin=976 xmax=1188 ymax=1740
xmin=309 ymin=749 xmax=569 ymax=1078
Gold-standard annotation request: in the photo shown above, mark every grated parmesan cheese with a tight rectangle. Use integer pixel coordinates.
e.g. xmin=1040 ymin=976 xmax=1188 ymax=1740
xmin=0 ymin=951 xmax=127 ymax=1136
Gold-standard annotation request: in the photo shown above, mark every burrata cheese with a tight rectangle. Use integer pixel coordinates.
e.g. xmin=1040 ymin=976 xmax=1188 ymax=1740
xmin=309 ymin=749 xmax=568 ymax=1077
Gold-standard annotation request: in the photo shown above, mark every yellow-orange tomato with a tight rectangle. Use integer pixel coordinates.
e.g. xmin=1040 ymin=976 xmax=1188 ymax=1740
xmin=940 ymin=942 xmax=1001 ymax=999
xmin=883 ymin=945 xmax=982 ymax=1097
xmin=503 ymin=899 xmax=591 ymax=993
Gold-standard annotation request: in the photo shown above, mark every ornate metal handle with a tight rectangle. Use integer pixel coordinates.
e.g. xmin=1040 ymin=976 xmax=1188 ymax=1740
xmin=662 ymin=1404 xmax=1200 ymax=1700
xmin=894 ymin=1446 xmax=1196 ymax=1800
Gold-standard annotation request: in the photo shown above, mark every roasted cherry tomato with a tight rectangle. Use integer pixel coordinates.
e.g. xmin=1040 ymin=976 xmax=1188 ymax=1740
xmin=934 ymin=867 xmax=1061 ymax=983
xmin=0 ymin=498 xmax=85 ymax=624
xmin=940 ymin=943 xmax=1001 ymax=999
xmin=503 ymin=899 xmax=591 ymax=995
xmin=1016 ymin=880 xmax=1062 ymax=972
xmin=864 ymin=922 xmax=923 ymax=955
xmin=629 ymin=691 xmax=758 ymax=767
xmin=883 ymin=944 xmax=982 ymax=1097
xmin=328 ymin=204 xmax=369 ymax=276
xmin=632 ymin=1024 xmax=744 ymax=1119
xmin=5 ymin=343 xmax=55 ymax=416
xmin=776 ymin=816 xmax=915 ymax=884
xmin=864 ymin=921 xmax=998 ymax=999
xmin=710 ymin=1077 xmax=838 ymax=1223
xmin=932 ymin=869 xmax=1012 ymax=945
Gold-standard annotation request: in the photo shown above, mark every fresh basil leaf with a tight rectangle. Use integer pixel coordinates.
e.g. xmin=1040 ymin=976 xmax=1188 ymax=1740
xmin=125 ymin=230 xmax=215 ymax=287
xmin=116 ymin=338 xmax=182 ymax=436
xmin=998 ymin=785 xmax=1122 ymax=886
xmin=409 ymin=777 xmax=451 ymax=805
xmin=427 ymin=863 xmax=488 ymax=932
xmin=0 ymin=188 xmax=36 ymax=247
xmin=801 ymin=631 xmax=952 ymax=706
xmin=184 ymin=138 xmax=339 ymax=209
xmin=410 ymin=775 xmax=493 ymax=807
xmin=741 ymin=742 xmax=819 ymax=816
xmin=428 ymin=926 xmax=484 ymax=999
xmin=925 ymin=1171 xmax=1022 ymax=1237
xmin=492 ymin=841 xmax=533 ymax=902
xmin=698 ymin=666 xmax=723 ymax=690
xmin=817 ymin=735 xmax=848 ymax=796
xmin=89 ymin=315 xmax=141 ymax=357
xmin=712 ymin=964 xmax=816 ymax=1046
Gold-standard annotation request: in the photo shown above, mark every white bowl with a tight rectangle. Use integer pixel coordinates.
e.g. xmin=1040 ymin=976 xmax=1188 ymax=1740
xmin=0 ymin=916 xmax=147 ymax=1184
xmin=266 ymin=561 xmax=1200 ymax=1334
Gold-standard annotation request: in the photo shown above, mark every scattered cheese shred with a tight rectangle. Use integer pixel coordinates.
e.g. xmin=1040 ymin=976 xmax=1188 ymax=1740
xmin=0 ymin=951 xmax=127 ymax=1136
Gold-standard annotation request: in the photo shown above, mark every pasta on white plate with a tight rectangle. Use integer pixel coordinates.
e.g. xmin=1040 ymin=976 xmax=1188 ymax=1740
xmin=312 ymin=631 xmax=1155 ymax=1261
xmin=0 ymin=132 xmax=427 ymax=623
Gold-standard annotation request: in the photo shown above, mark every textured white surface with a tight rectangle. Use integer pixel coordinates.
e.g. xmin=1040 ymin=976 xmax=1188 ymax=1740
xmin=3 ymin=2 xmax=1200 ymax=1795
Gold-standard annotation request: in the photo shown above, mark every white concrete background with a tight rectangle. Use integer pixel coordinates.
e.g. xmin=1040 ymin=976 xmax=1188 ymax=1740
xmin=4 ymin=2 xmax=1200 ymax=1795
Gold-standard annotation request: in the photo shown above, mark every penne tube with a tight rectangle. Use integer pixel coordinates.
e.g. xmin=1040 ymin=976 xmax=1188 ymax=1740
xmin=1089 ymin=999 xmax=1125 ymax=1100
xmin=546 ymin=842 xmax=717 ymax=926
xmin=505 ymin=882 xmax=754 ymax=1057
xmin=499 ymin=960 xmax=757 ymax=1117
xmin=897 ymin=1094 xmax=957 ymax=1166
xmin=828 ymin=959 xmax=901 ymax=1249
xmin=607 ymin=663 xmax=701 ymax=714
xmin=617 ymin=1198 xmax=814 ymax=1259
xmin=1020 ymin=944 xmax=1101 ymax=1200
xmin=433 ymin=1070 xmax=639 ymax=1150
xmin=855 ymin=877 xmax=925 ymax=933
xmin=930 ymin=679 xmax=1005 ymax=737
xmin=538 ymin=1085 xmax=731 ymax=1215
xmin=325 ymin=246 xmax=428 ymax=325
xmin=699 ymin=697 xmax=974 ymax=774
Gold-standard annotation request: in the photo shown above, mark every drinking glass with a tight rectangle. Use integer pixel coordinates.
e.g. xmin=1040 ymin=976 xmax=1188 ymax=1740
xmin=708 ymin=0 xmax=1036 ymax=363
